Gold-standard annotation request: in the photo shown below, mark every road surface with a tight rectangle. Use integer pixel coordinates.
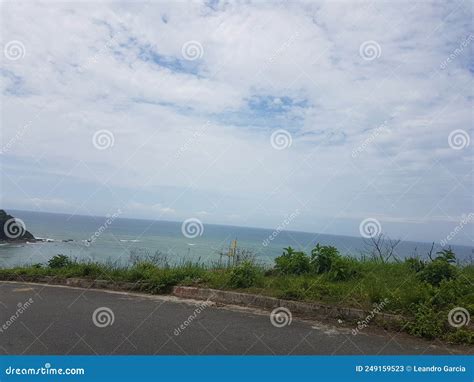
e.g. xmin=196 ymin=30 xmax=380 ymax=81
xmin=0 ymin=281 xmax=468 ymax=355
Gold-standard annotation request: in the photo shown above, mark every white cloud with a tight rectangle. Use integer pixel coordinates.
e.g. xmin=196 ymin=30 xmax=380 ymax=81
xmin=1 ymin=0 xmax=472 ymax=244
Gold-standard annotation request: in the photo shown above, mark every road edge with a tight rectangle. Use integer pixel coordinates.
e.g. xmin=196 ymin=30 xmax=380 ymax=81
xmin=0 ymin=274 xmax=406 ymax=330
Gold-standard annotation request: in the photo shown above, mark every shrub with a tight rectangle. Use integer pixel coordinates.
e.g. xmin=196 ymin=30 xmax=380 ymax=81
xmin=328 ymin=256 xmax=360 ymax=281
xmin=431 ymin=278 xmax=472 ymax=308
xmin=419 ymin=259 xmax=457 ymax=286
xmin=407 ymin=304 xmax=444 ymax=339
xmin=310 ymin=244 xmax=340 ymax=274
xmin=228 ymin=261 xmax=262 ymax=288
xmin=404 ymin=257 xmax=425 ymax=273
xmin=48 ymin=254 xmax=71 ymax=269
xmin=274 ymin=247 xmax=310 ymax=275
xmin=435 ymin=248 xmax=456 ymax=263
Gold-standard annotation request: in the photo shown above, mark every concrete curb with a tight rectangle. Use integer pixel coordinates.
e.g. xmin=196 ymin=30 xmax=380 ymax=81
xmin=0 ymin=274 xmax=405 ymax=328
xmin=171 ymin=286 xmax=406 ymax=328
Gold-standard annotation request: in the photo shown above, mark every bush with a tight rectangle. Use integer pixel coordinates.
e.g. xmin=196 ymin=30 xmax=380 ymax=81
xmin=419 ymin=259 xmax=457 ymax=286
xmin=431 ymin=278 xmax=472 ymax=308
xmin=404 ymin=257 xmax=425 ymax=273
xmin=274 ymin=247 xmax=310 ymax=275
xmin=310 ymin=244 xmax=340 ymax=274
xmin=328 ymin=256 xmax=360 ymax=281
xmin=48 ymin=254 xmax=71 ymax=269
xmin=435 ymin=248 xmax=456 ymax=264
xmin=228 ymin=261 xmax=262 ymax=288
xmin=407 ymin=304 xmax=444 ymax=339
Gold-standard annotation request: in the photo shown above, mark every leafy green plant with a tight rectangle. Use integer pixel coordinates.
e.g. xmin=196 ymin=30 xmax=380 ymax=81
xmin=435 ymin=248 xmax=456 ymax=263
xmin=419 ymin=258 xmax=457 ymax=286
xmin=407 ymin=304 xmax=444 ymax=339
xmin=310 ymin=244 xmax=340 ymax=274
xmin=48 ymin=254 xmax=71 ymax=269
xmin=328 ymin=256 xmax=360 ymax=281
xmin=431 ymin=278 xmax=472 ymax=308
xmin=274 ymin=247 xmax=310 ymax=275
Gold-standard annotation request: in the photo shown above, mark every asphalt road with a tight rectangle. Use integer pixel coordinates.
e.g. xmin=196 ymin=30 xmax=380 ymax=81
xmin=0 ymin=281 xmax=469 ymax=355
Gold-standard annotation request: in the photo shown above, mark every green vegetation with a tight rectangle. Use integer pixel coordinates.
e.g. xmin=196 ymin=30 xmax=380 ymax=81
xmin=228 ymin=260 xmax=264 ymax=288
xmin=47 ymin=254 xmax=72 ymax=269
xmin=1 ymin=243 xmax=473 ymax=345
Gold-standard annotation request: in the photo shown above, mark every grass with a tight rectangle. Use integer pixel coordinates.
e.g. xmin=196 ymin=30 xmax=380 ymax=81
xmin=1 ymin=246 xmax=473 ymax=345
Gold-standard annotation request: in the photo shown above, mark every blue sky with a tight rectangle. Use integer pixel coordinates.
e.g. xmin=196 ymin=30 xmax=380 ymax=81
xmin=0 ymin=0 xmax=472 ymax=245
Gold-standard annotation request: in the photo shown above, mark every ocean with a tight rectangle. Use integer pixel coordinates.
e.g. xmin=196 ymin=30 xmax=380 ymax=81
xmin=0 ymin=210 xmax=472 ymax=268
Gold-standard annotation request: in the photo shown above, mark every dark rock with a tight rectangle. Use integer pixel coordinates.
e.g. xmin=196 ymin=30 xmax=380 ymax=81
xmin=0 ymin=210 xmax=36 ymax=242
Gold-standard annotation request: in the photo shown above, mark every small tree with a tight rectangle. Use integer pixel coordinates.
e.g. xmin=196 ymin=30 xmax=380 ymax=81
xmin=274 ymin=247 xmax=310 ymax=275
xmin=310 ymin=243 xmax=340 ymax=273
xmin=362 ymin=233 xmax=400 ymax=263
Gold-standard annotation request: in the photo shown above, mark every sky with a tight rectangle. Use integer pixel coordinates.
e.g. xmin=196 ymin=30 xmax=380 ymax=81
xmin=0 ymin=0 xmax=473 ymax=246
